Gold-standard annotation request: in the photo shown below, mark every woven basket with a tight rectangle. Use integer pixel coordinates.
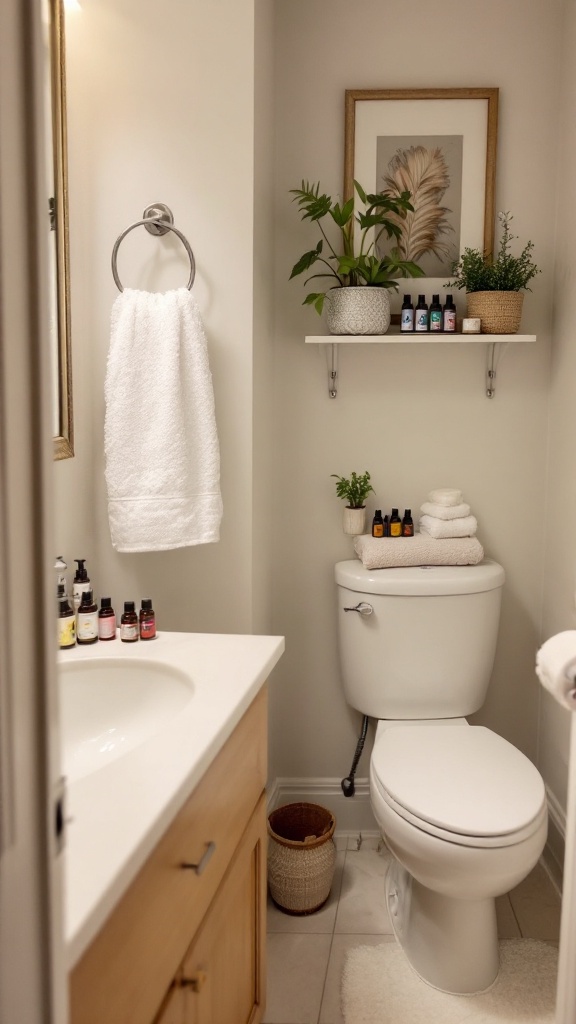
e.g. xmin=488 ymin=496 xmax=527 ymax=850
xmin=268 ymin=803 xmax=336 ymax=915
xmin=466 ymin=291 xmax=524 ymax=334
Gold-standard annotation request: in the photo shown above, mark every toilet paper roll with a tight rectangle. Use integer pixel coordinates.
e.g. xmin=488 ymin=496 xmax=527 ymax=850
xmin=535 ymin=630 xmax=576 ymax=711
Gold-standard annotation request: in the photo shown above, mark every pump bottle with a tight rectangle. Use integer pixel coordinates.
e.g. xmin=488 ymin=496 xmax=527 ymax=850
xmin=72 ymin=559 xmax=91 ymax=611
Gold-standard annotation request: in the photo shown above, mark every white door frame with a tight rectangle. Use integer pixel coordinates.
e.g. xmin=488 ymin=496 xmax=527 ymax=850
xmin=556 ymin=714 xmax=576 ymax=1023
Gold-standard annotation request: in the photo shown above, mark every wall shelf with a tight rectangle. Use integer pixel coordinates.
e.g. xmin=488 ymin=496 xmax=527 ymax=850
xmin=304 ymin=332 xmax=537 ymax=399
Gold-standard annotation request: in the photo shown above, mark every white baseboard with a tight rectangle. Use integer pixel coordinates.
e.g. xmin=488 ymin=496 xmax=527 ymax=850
xmin=267 ymin=777 xmax=568 ymax=885
xmin=543 ymin=785 xmax=566 ymax=893
xmin=266 ymin=776 xmax=380 ymax=844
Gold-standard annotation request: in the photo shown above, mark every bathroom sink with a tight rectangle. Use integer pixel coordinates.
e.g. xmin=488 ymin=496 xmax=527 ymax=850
xmin=59 ymin=658 xmax=194 ymax=781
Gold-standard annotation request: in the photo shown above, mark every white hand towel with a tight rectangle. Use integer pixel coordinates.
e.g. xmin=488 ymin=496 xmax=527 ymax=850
xmin=419 ymin=515 xmax=477 ymax=539
xmin=535 ymin=631 xmax=576 ymax=711
xmin=428 ymin=488 xmax=463 ymax=507
xmin=353 ymin=534 xmax=484 ymax=570
xmin=104 ymin=288 xmax=223 ymax=552
xmin=420 ymin=501 xmax=471 ymax=521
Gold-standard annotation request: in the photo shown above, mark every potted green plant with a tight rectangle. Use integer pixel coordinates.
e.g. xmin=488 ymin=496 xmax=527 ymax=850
xmin=447 ymin=211 xmax=540 ymax=334
xmin=290 ymin=180 xmax=424 ymax=335
xmin=331 ymin=470 xmax=374 ymax=535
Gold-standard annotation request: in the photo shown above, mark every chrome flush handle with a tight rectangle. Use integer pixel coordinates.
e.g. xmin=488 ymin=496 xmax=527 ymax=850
xmin=343 ymin=602 xmax=373 ymax=616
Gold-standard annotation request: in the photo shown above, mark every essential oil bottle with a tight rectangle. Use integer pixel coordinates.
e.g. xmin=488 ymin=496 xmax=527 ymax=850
xmin=76 ymin=590 xmax=98 ymax=645
xmin=372 ymin=510 xmax=385 ymax=538
xmin=429 ymin=294 xmax=442 ymax=331
xmin=57 ymin=584 xmax=76 ymax=649
xmin=414 ymin=295 xmax=428 ymax=332
xmin=402 ymin=509 xmax=414 ymax=536
xmin=442 ymin=294 xmax=457 ymax=333
xmin=400 ymin=294 xmax=414 ymax=332
xmin=139 ymin=598 xmax=157 ymax=640
xmin=389 ymin=508 xmax=402 ymax=537
xmin=98 ymin=597 xmax=117 ymax=641
xmin=120 ymin=601 xmax=139 ymax=643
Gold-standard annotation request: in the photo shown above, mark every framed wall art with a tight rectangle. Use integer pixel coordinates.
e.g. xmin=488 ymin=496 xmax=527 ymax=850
xmin=344 ymin=88 xmax=499 ymax=307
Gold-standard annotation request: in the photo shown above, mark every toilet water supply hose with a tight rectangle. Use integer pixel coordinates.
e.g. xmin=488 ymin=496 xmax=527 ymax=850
xmin=341 ymin=715 xmax=370 ymax=797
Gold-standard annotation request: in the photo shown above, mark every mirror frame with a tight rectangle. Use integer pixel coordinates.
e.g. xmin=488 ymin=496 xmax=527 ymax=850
xmin=49 ymin=0 xmax=73 ymax=460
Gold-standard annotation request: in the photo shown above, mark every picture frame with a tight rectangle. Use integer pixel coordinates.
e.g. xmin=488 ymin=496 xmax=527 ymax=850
xmin=344 ymin=88 xmax=499 ymax=307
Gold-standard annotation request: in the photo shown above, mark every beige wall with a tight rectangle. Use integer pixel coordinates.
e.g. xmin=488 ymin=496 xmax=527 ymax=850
xmin=269 ymin=0 xmax=560 ymax=782
xmin=56 ymin=0 xmax=574 ymax=837
xmin=540 ymin=0 xmax=576 ymax=821
xmin=56 ymin=0 xmax=259 ymax=635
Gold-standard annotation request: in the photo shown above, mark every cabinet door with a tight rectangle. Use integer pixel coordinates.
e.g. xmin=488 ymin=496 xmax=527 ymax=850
xmin=177 ymin=793 xmax=267 ymax=1024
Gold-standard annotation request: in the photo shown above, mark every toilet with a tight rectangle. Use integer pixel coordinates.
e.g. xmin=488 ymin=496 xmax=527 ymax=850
xmin=335 ymin=558 xmax=547 ymax=995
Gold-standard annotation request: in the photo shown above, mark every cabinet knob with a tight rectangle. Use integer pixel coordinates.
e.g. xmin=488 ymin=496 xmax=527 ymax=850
xmin=181 ymin=970 xmax=208 ymax=993
xmin=181 ymin=840 xmax=216 ymax=875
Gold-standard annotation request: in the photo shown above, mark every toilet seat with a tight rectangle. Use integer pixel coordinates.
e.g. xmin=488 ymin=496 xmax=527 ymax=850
xmin=371 ymin=725 xmax=547 ymax=849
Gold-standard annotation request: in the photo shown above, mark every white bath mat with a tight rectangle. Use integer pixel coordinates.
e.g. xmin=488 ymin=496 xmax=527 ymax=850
xmin=342 ymin=939 xmax=558 ymax=1023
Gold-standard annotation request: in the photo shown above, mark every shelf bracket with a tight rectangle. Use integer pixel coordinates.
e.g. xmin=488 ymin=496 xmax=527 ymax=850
xmin=328 ymin=343 xmax=338 ymax=399
xmin=486 ymin=342 xmax=497 ymax=399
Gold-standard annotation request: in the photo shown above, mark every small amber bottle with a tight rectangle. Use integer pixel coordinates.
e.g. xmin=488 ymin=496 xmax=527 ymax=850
xmin=98 ymin=597 xmax=117 ymax=641
xmin=389 ymin=508 xmax=402 ymax=537
xmin=120 ymin=601 xmax=139 ymax=643
xmin=402 ymin=509 xmax=414 ymax=536
xmin=371 ymin=510 xmax=385 ymax=538
xmin=139 ymin=598 xmax=157 ymax=640
xmin=77 ymin=590 xmax=98 ymax=645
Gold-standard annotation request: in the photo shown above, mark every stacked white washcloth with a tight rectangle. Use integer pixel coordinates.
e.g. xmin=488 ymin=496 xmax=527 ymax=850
xmin=419 ymin=488 xmax=477 ymax=539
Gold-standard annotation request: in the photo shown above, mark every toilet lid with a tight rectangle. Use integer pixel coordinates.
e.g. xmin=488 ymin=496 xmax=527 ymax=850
xmin=372 ymin=726 xmax=546 ymax=838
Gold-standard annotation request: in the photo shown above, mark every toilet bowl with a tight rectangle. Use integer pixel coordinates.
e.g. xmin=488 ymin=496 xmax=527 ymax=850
xmin=370 ymin=720 xmax=547 ymax=993
xmin=335 ymin=558 xmax=548 ymax=994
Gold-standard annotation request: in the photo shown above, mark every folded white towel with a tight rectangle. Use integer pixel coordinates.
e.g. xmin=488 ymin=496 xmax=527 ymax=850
xmin=420 ymin=501 xmax=471 ymax=521
xmin=104 ymin=288 xmax=223 ymax=552
xmin=353 ymin=534 xmax=484 ymax=570
xmin=428 ymin=488 xmax=463 ymax=507
xmin=535 ymin=631 xmax=576 ymax=711
xmin=419 ymin=515 xmax=477 ymax=539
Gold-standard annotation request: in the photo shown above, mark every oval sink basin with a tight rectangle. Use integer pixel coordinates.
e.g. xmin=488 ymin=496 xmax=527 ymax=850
xmin=59 ymin=658 xmax=194 ymax=781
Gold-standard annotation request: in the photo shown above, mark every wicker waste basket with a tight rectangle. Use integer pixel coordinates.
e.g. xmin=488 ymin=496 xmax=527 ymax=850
xmin=267 ymin=802 xmax=336 ymax=915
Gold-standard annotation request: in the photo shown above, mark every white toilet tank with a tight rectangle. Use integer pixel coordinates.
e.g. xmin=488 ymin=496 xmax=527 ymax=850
xmin=335 ymin=560 xmax=505 ymax=719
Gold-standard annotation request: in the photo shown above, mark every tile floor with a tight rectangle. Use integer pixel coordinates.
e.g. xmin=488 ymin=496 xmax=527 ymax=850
xmin=264 ymin=837 xmax=562 ymax=1024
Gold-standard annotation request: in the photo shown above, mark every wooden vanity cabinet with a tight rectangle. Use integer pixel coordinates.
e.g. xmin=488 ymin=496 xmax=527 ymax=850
xmin=70 ymin=686 xmax=268 ymax=1024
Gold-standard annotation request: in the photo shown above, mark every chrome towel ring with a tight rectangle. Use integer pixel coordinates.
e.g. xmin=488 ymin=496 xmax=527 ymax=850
xmin=111 ymin=203 xmax=196 ymax=292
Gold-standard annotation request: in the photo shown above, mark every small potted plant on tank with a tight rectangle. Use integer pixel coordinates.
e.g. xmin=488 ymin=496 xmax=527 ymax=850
xmin=331 ymin=470 xmax=374 ymax=535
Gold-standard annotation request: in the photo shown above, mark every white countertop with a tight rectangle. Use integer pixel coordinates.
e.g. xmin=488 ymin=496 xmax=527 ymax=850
xmin=60 ymin=631 xmax=284 ymax=969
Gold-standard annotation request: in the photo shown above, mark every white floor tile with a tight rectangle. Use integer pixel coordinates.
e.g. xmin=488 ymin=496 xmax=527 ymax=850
xmin=319 ymin=933 xmax=396 ymax=1024
xmin=495 ymin=895 xmax=521 ymax=939
xmin=334 ymin=848 xmax=393 ymax=934
xmin=263 ymin=933 xmax=333 ymax=1024
xmin=268 ymin=853 xmax=346 ymax=934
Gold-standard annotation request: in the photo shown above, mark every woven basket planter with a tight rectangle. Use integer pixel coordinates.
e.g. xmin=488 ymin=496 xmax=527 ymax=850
xmin=268 ymin=802 xmax=336 ymax=915
xmin=466 ymin=291 xmax=524 ymax=334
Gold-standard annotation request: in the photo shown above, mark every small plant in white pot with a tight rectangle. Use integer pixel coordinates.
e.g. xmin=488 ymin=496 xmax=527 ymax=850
xmin=290 ymin=181 xmax=424 ymax=335
xmin=332 ymin=470 xmax=374 ymax=535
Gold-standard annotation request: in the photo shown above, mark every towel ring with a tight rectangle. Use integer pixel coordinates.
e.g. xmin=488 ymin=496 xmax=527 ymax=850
xmin=111 ymin=204 xmax=196 ymax=292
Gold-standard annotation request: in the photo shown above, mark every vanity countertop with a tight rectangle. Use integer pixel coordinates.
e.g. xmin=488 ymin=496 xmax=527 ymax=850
xmin=60 ymin=631 xmax=284 ymax=969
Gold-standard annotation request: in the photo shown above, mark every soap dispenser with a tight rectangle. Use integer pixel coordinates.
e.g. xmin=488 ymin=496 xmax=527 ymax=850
xmin=72 ymin=559 xmax=90 ymax=611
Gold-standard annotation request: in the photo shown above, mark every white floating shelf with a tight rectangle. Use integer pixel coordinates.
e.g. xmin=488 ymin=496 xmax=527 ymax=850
xmin=304 ymin=332 xmax=537 ymax=398
xmin=305 ymin=332 xmax=536 ymax=344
